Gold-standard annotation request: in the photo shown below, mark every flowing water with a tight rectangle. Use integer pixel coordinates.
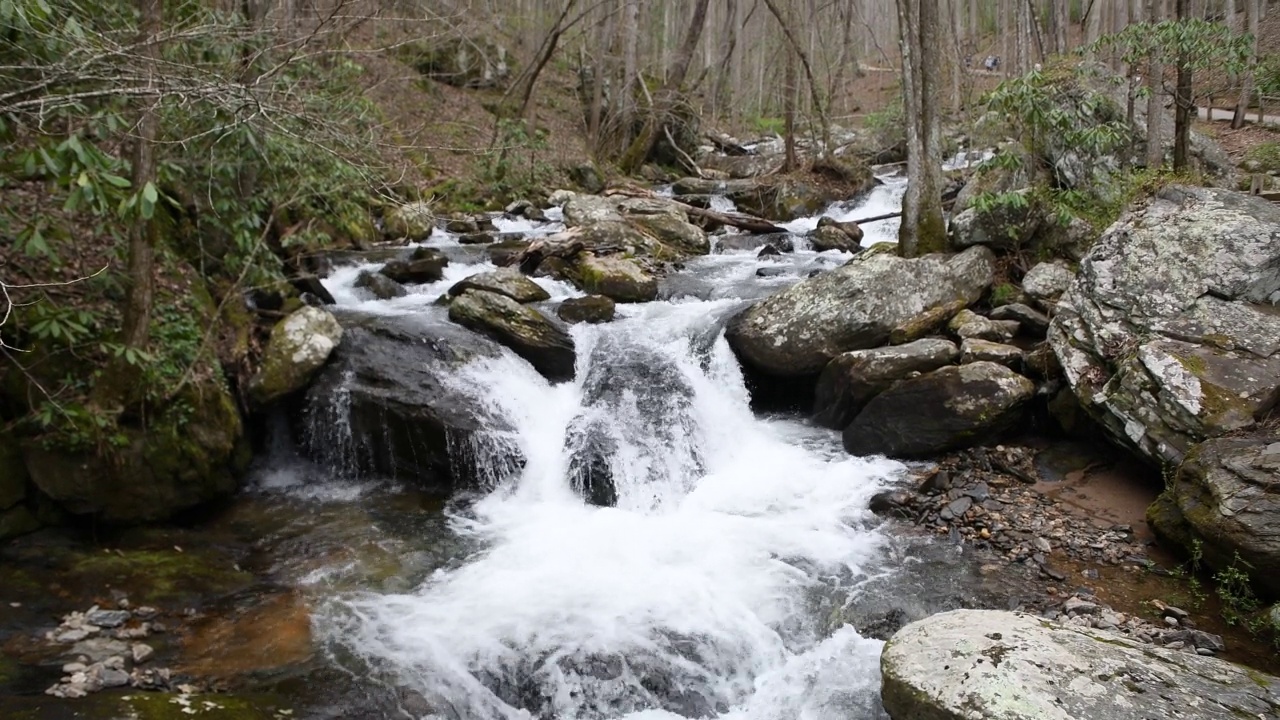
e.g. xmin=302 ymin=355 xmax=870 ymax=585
xmin=244 ymin=170 xmax=1006 ymax=719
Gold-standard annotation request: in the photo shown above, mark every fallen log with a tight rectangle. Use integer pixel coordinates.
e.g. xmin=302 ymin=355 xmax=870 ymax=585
xmin=678 ymin=203 xmax=786 ymax=234
xmin=848 ymin=209 xmax=903 ymax=224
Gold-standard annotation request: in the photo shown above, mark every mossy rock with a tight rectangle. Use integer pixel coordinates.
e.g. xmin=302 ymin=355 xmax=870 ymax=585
xmin=67 ymin=546 xmax=254 ymax=606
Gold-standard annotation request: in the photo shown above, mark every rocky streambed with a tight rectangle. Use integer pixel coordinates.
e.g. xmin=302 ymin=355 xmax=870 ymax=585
xmin=4 ymin=156 xmax=1280 ymax=719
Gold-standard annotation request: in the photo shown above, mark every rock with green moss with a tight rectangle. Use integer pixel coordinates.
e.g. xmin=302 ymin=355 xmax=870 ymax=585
xmin=447 ymin=290 xmax=575 ymax=381
xmin=248 ymin=307 xmax=343 ymax=406
xmin=726 ymin=246 xmax=995 ymax=377
xmin=881 ymin=609 xmax=1280 ymax=720
xmin=448 ymin=268 xmax=550 ymax=304
xmin=623 ymin=212 xmax=709 ymax=256
xmin=1049 ymin=186 xmax=1280 ymax=468
xmin=566 ymin=253 xmax=658 ymax=303
xmin=842 ymin=362 xmax=1034 ymax=459
xmin=1148 ymin=431 xmax=1280 ymax=598
xmin=383 ymin=201 xmax=437 ymax=240
xmin=23 ymin=378 xmax=248 ymax=524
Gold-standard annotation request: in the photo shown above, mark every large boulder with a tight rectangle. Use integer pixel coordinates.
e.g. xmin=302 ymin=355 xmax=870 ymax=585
xmin=624 ymin=212 xmax=709 ymax=255
xmin=399 ymin=37 xmax=512 ymax=89
xmin=1149 ymin=430 xmax=1280 ymax=597
xmin=1049 ymin=186 xmax=1280 ymax=467
xmin=881 ymin=609 xmax=1280 ymax=720
xmin=302 ymin=314 xmax=519 ymax=489
xmin=248 ymin=307 xmax=343 ymax=406
xmin=726 ymin=246 xmax=995 ymax=377
xmin=24 ymin=378 xmax=248 ymax=523
xmin=447 ymin=290 xmax=575 ymax=382
xmin=730 ymin=178 xmax=862 ymax=222
xmin=567 ymin=254 xmax=658 ymax=303
xmin=842 ymin=362 xmax=1034 ymax=459
xmin=383 ymin=202 xmax=436 ymax=240
xmin=812 ymin=339 xmax=959 ymax=429
xmin=448 ymin=268 xmax=550 ymax=304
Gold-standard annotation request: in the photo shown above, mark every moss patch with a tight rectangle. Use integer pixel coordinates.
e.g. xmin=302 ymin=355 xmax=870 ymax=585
xmin=69 ymin=548 xmax=253 ymax=605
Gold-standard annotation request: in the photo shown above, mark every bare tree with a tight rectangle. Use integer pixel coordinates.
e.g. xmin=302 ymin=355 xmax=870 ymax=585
xmin=1146 ymin=0 xmax=1165 ymax=169
xmin=1231 ymin=0 xmax=1259 ymax=128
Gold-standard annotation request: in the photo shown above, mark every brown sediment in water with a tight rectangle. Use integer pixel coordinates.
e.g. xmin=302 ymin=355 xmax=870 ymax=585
xmin=178 ymin=591 xmax=314 ymax=680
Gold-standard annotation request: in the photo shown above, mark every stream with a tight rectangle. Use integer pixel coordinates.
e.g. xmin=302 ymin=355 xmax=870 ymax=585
xmin=1 ymin=163 xmax=1026 ymax=720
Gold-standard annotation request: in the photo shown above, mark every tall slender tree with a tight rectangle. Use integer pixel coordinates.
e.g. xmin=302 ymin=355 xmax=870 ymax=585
xmin=895 ymin=0 xmax=946 ymax=257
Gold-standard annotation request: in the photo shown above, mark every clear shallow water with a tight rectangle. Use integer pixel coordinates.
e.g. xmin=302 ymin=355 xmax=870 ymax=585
xmin=300 ymin=190 xmax=919 ymax=719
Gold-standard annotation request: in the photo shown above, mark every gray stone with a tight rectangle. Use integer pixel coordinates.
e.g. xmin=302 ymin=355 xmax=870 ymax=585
xmin=557 ymin=295 xmax=616 ymax=324
xmin=949 ymin=309 xmax=1017 ymax=342
xmin=68 ymin=638 xmax=129 ymax=664
xmin=727 ymin=246 xmax=995 ymax=377
xmin=448 ymin=268 xmax=550 ymax=304
xmin=448 ymin=290 xmax=575 ymax=382
xmin=881 ymin=609 xmax=1280 ymax=720
xmin=97 ymin=667 xmax=130 ymax=688
xmin=812 ymin=338 xmax=960 ymax=429
xmin=1148 ymin=430 xmax=1280 ymax=597
xmin=380 ymin=250 xmax=448 ymax=285
xmin=566 ymin=253 xmax=658 ymax=303
xmin=354 ymin=270 xmax=408 ymax=300
xmin=1049 ymin=186 xmax=1280 ymax=468
xmin=248 ymin=307 xmax=343 ymax=406
xmin=1022 ymin=261 xmax=1075 ymax=305
xmin=960 ymin=338 xmax=1022 ymax=368
xmin=989 ymin=302 xmax=1050 ymax=334
xmin=946 ymin=496 xmax=973 ymax=517
xmin=85 ymin=609 xmax=131 ymax=629
xmin=842 ymin=362 xmax=1035 ymax=459
xmin=130 ymin=643 xmax=154 ymax=664
xmin=383 ymin=201 xmax=436 ymax=240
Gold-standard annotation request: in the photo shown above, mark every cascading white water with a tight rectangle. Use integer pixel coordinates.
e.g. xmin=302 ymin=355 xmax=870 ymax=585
xmin=306 ymin=179 xmax=938 ymax=718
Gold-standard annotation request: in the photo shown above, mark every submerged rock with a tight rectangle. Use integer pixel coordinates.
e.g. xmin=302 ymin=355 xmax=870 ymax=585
xmin=248 ymin=307 xmax=344 ymax=406
xmin=380 ymin=250 xmax=448 ymax=285
xmin=726 ymin=246 xmax=995 ymax=377
xmin=1049 ymin=186 xmax=1280 ymax=468
xmin=843 ymin=362 xmax=1034 ymax=459
xmin=812 ymin=338 xmax=959 ymax=429
xmin=1148 ymin=429 xmax=1280 ymax=597
xmin=448 ymin=267 xmax=550 ymax=304
xmin=448 ymin=290 xmax=575 ymax=382
xmin=881 ymin=609 xmax=1280 ymax=720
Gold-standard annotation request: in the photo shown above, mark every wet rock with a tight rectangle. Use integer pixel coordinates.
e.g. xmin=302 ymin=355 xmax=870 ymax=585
xmin=380 ymin=251 xmax=448 ymax=285
xmin=755 ymin=266 xmax=787 ymax=278
xmin=383 ymin=201 xmax=436 ymax=240
xmin=445 ymin=216 xmax=479 ymax=234
xmin=989 ymin=302 xmax=1049 ymax=334
xmin=731 ymin=174 xmax=874 ymax=222
xmin=809 ymin=217 xmax=864 ymax=253
xmin=625 ymin=211 xmax=710 ymax=256
xmin=68 ymin=637 xmax=129 ymax=663
xmin=842 ymin=362 xmax=1035 ymax=459
xmin=1021 ymin=260 xmax=1075 ymax=305
xmin=566 ymin=253 xmax=658 ymax=303
xmin=756 ymin=245 xmax=782 ymax=259
xmin=557 ymin=295 xmax=616 ymax=324
xmin=354 ymin=270 xmax=408 ymax=300
xmin=459 ymin=231 xmax=496 ymax=245
xmin=448 ymin=267 xmax=550 ymax=304
xmin=131 ymin=643 xmax=154 ymax=664
xmin=85 ymin=608 xmax=131 ymax=628
xmin=959 ymin=338 xmax=1022 ymax=368
xmin=715 ymin=232 xmax=794 ymax=254
xmin=813 ymin=338 xmax=959 ymax=429
xmin=883 ymin=609 xmax=1280 ymax=720
xmin=488 ymin=238 xmax=531 ymax=267
xmin=948 ymin=309 xmax=1017 ymax=342
xmin=448 ymin=290 xmax=575 ymax=382
xmin=726 ymin=246 xmax=995 ymax=377
xmin=248 ymin=307 xmax=344 ymax=406
xmin=869 ymin=491 xmax=915 ymax=519
xmin=1148 ymin=429 xmax=1280 ymax=597
xmin=303 ymin=314 xmax=518 ymax=489
xmin=1049 ymin=186 xmax=1280 ymax=467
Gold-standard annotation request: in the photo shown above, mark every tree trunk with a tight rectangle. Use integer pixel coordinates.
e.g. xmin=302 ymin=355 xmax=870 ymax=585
xmin=783 ymin=41 xmax=797 ymax=171
xmin=762 ymin=0 xmax=831 ymax=152
xmin=1146 ymin=0 xmax=1165 ymax=169
xmin=895 ymin=0 xmax=946 ymax=258
xmin=1085 ymin=0 xmax=1104 ymax=48
xmin=618 ymin=0 xmax=711 ymax=172
xmin=1173 ymin=0 xmax=1193 ymax=170
xmin=120 ymin=0 xmax=162 ymax=354
xmin=1231 ymin=0 xmax=1258 ymax=128
xmin=1053 ymin=0 xmax=1070 ymax=53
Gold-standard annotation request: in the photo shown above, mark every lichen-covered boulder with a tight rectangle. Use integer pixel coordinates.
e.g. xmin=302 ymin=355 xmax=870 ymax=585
xmin=557 ymin=295 xmax=616 ymax=324
xmin=812 ymin=339 xmax=959 ymax=429
xmin=383 ymin=201 xmax=437 ymax=240
xmin=448 ymin=267 xmax=550 ymax=304
xmin=960 ymin=339 xmax=1022 ymax=368
xmin=248 ymin=307 xmax=343 ymax=406
xmin=843 ymin=362 xmax=1034 ymax=459
xmin=881 ymin=609 xmax=1280 ymax=720
xmin=624 ymin=212 xmax=709 ymax=256
xmin=726 ymin=247 xmax=995 ymax=377
xmin=1049 ymin=186 xmax=1280 ymax=467
xmin=566 ymin=254 xmax=658 ymax=303
xmin=1022 ymin=260 xmax=1075 ymax=306
xmin=1148 ymin=430 xmax=1280 ymax=597
xmin=562 ymin=194 xmax=624 ymax=226
xmin=448 ymin=290 xmax=575 ymax=381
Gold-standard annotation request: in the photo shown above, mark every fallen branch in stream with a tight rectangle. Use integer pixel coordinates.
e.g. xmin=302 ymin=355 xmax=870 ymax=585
xmin=678 ymin=203 xmax=786 ymax=234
